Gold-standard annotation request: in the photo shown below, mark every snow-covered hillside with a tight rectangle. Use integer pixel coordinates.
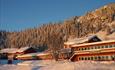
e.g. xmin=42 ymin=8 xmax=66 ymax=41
xmin=0 ymin=60 xmax=115 ymax=70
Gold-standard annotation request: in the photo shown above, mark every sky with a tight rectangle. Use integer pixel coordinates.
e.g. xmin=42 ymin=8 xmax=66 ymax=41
xmin=0 ymin=0 xmax=115 ymax=31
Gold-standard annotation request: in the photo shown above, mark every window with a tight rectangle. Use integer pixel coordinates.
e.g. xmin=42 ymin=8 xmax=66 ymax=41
xmin=102 ymin=46 xmax=104 ymax=48
xmin=111 ymin=55 xmax=115 ymax=60
xmin=79 ymin=57 xmax=81 ymax=60
xmin=81 ymin=57 xmax=84 ymax=60
xmin=85 ymin=57 xmax=87 ymax=60
xmin=98 ymin=56 xmax=101 ymax=60
xmin=91 ymin=57 xmax=93 ymax=60
xmin=104 ymin=45 xmax=106 ymax=48
xmin=101 ymin=56 xmax=105 ymax=60
xmin=84 ymin=48 xmax=87 ymax=50
xmin=105 ymin=56 xmax=108 ymax=60
xmin=79 ymin=48 xmax=81 ymax=51
xmin=94 ymin=56 xmax=98 ymax=60
xmin=91 ymin=47 xmax=94 ymax=49
xmin=87 ymin=47 xmax=90 ymax=50
xmin=109 ymin=45 xmax=112 ymax=48
xmin=105 ymin=45 xmax=108 ymax=48
xmin=98 ymin=46 xmax=100 ymax=49
xmin=95 ymin=46 xmax=97 ymax=49
xmin=79 ymin=57 xmax=85 ymax=60
xmin=82 ymin=48 xmax=84 ymax=50
xmin=88 ymin=57 xmax=90 ymax=60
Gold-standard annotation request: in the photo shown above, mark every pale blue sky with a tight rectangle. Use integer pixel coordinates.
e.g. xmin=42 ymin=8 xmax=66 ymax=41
xmin=0 ymin=0 xmax=115 ymax=31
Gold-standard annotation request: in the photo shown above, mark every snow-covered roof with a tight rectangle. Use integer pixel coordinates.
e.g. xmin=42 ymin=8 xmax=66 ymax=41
xmin=72 ymin=40 xmax=115 ymax=47
xmin=64 ymin=35 xmax=100 ymax=45
xmin=0 ymin=46 xmax=33 ymax=53
xmin=17 ymin=47 xmax=31 ymax=52
xmin=0 ymin=48 xmax=18 ymax=53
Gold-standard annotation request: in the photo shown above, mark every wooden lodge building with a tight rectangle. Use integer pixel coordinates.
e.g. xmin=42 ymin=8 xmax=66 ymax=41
xmin=16 ymin=48 xmax=72 ymax=60
xmin=1 ymin=35 xmax=115 ymax=61
xmin=0 ymin=46 xmax=37 ymax=59
xmin=69 ymin=40 xmax=115 ymax=61
xmin=0 ymin=46 xmax=71 ymax=60
xmin=64 ymin=35 xmax=115 ymax=61
xmin=64 ymin=35 xmax=101 ymax=48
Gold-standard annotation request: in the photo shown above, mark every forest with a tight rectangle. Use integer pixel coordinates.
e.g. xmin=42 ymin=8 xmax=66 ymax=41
xmin=0 ymin=3 xmax=115 ymax=53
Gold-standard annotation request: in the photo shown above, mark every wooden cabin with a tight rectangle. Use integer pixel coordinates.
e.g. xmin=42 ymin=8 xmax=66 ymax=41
xmin=64 ymin=35 xmax=101 ymax=48
xmin=69 ymin=40 xmax=115 ymax=61
xmin=0 ymin=47 xmax=37 ymax=59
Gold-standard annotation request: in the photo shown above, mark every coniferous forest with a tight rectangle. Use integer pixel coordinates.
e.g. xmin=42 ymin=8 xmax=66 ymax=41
xmin=0 ymin=3 xmax=115 ymax=52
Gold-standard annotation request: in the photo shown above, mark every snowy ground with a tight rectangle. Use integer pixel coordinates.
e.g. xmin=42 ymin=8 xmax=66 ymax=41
xmin=0 ymin=60 xmax=115 ymax=70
